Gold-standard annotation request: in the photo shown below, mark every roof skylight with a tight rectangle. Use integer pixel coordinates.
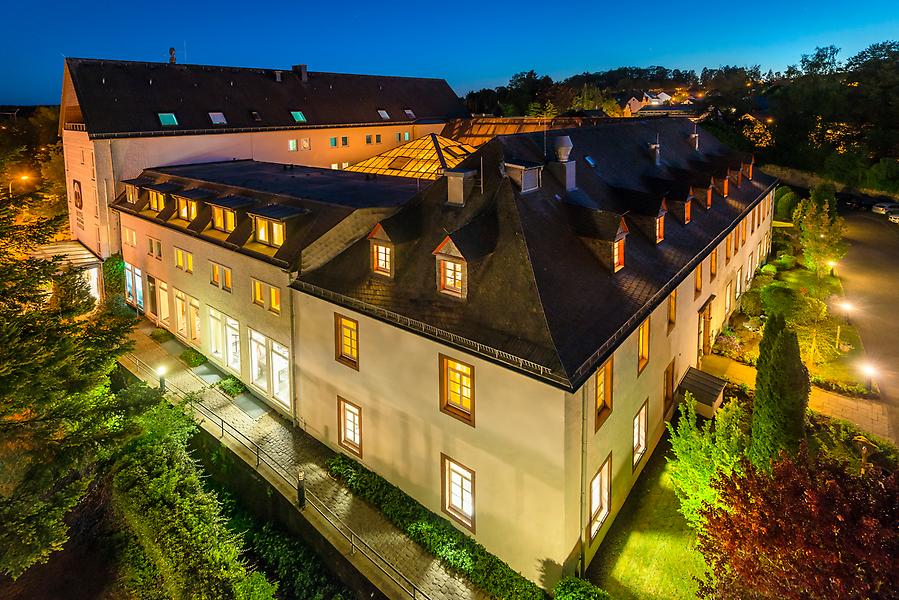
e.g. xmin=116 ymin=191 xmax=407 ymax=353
xmin=404 ymin=109 xmax=416 ymax=119
xmin=377 ymin=109 xmax=390 ymax=120
xmin=158 ymin=112 xmax=178 ymax=127
xmin=250 ymin=111 xmax=262 ymax=122
xmin=585 ymin=156 xmax=597 ymax=168
xmin=208 ymin=112 xmax=227 ymax=125
xmin=290 ymin=111 xmax=307 ymax=123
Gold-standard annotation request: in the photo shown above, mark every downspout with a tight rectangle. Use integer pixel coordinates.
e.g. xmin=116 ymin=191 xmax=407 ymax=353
xmin=287 ymin=268 xmax=300 ymax=429
xmin=578 ymin=383 xmax=588 ymax=575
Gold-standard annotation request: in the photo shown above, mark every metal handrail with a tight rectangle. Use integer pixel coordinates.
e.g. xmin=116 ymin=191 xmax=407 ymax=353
xmin=120 ymin=351 xmax=433 ymax=600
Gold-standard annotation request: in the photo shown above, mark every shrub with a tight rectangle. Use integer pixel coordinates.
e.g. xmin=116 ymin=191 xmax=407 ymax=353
xmin=103 ymin=253 xmax=126 ymax=297
xmin=809 ymin=375 xmax=877 ymax=399
xmin=216 ymin=376 xmax=246 ymax=398
xmin=150 ymin=327 xmax=175 ymax=343
xmin=773 ymin=254 xmax=797 ymax=270
xmin=775 ymin=189 xmax=798 ymax=220
xmin=553 ymin=576 xmax=612 ymax=599
xmin=180 ymin=348 xmax=208 ymax=367
xmin=326 ymin=454 xmax=547 ymax=600
xmin=740 ymin=289 xmax=764 ymax=317
xmin=760 ymin=263 xmax=777 ymax=276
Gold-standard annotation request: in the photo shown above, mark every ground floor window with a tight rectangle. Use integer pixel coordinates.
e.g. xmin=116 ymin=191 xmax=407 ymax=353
xmin=271 ymin=341 xmax=289 ymax=406
xmin=225 ymin=317 xmax=240 ymax=371
xmin=147 ymin=275 xmax=158 ymax=316
xmin=188 ymin=298 xmax=200 ymax=344
xmin=174 ymin=290 xmax=187 ymax=337
xmin=248 ymin=329 xmax=290 ymax=409
xmin=441 ymin=454 xmax=475 ymax=531
xmin=633 ymin=401 xmax=648 ymax=468
xmin=157 ymin=279 xmax=170 ymax=324
xmin=589 ymin=455 xmax=611 ymax=538
xmin=249 ymin=329 xmax=268 ymax=390
xmin=209 ymin=308 xmax=224 ymax=359
xmin=338 ymin=396 xmax=362 ymax=457
xmin=124 ymin=262 xmax=144 ymax=309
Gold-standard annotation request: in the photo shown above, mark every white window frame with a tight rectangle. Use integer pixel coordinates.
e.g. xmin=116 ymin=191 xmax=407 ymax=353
xmin=442 ymin=455 xmax=475 ymax=531
xmin=589 ymin=454 xmax=612 ymax=538
xmin=338 ymin=396 xmax=362 ymax=457
xmin=633 ymin=401 xmax=648 ymax=468
xmin=210 ymin=261 xmax=232 ymax=292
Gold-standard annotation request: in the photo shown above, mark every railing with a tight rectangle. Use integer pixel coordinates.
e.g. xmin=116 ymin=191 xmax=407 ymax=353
xmin=120 ymin=351 xmax=433 ymax=600
xmin=64 ymin=122 xmax=87 ymax=131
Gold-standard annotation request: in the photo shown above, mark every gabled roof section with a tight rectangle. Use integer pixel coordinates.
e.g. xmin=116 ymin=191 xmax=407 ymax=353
xmin=346 ymin=134 xmax=476 ymax=180
xmin=62 ymin=58 xmax=468 ymax=138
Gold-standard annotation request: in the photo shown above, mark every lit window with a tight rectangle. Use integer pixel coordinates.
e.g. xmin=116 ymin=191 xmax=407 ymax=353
xmin=725 ymin=281 xmax=733 ymax=314
xmin=710 ymin=248 xmax=718 ymax=279
xmin=290 ymin=111 xmax=307 ymax=123
xmin=684 ymin=200 xmax=692 ymax=224
xmin=210 ymin=262 xmax=232 ymax=292
xmin=377 ymin=109 xmax=390 ymax=120
xmin=288 ymin=139 xmax=298 ymax=152
xmin=440 ymin=355 xmax=474 ymax=425
xmin=725 ymin=233 xmax=732 ymax=262
xmin=613 ymin=238 xmax=625 ymax=272
xmin=158 ymin=112 xmax=178 ymax=126
xmin=442 ymin=455 xmax=475 ymax=530
xmin=252 ymin=279 xmax=265 ymax=306
xmin=637 ymin=318 xmax=650 ymax=374
xmin=300 ymin=138 xmax=310 ymax=150
xmin=633 ymin=401 xmax=648 ymax=467
xmin=249 ymin=329 xmax=268 ymax=390
xmin=396 ymin=131 xmax=410 ymax=142
xmin=148 ymin=191 xmax=165 ymax=211
xmin=174 ymin=290 xmax=187 ymax=336
xmin=211 ymin=206 xmax=236 ymax=233
xmin=330 ymin=163 xmax=339 ymax=170
xmin=271 ymin=341 xmax=290 ymax=407
xmin=736 ymin=267 xmax=743 ymax=296
xmin=667 ymin=290 xmax=677 ymax=331
xmin=177 ymin=198 xmax=197 ymax=221
xmin=440 ymin=260 xmax=464 ymax=297
xmin=254 ymin=218 xmax=285 ymax=248
xmin=335 ymin=315 xmax=359 ymax=369
xmin=208 ymin=112 xmax=227 ymax=125
xmin=372 ymin=242 xmax=392 ymax=276
xmin=338 ymin=397 xmax=362 ymax=457
xmin=126 ymin=185 xmax=138 ymax=203
xmin=174 ymin=248 xmax=193 ymax=273
xmin=188 ymin=297 xmax=200 ymax=343
xmin=404 ymin=109 xmax=415 ymax=119
xmin=695 ymin=261 xmax=703 ymax=296
xmin=269 ymin=286 xmax=281 ymax=314
xmin=595 ymin=358 xmax=613 ymax=431
xmin=329 ymin=137 xmax=337 ymax=148
xmin=589 ymin=455 xmax=611 ymax=538
xmin=404 ymin=132 xmax=410 ymax=141
xmin=655 ymin=215 xmax=665 ymax=244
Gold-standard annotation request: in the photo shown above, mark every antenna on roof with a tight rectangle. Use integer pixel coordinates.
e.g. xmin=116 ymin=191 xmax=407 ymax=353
xmin=183 ymin=41 xmax=188 ymax=64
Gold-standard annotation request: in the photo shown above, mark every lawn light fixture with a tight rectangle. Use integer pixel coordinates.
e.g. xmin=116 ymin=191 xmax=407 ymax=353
xmin=860 ymin=362 xmax=877 ymax=392
xmin=156 ymin=365 xmax=167 ymax=392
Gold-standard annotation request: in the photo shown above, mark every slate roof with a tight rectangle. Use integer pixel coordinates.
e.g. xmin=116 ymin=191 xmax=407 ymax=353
xmin=110 ymin=160 xmax=419 ymax=271
xmin=296 ymin=118 xmax=776 ymax=390
xmin=64 ymin=58 xmax=468 ymax=138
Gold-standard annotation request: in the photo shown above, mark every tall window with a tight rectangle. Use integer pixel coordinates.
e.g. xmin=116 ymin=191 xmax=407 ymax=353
xmin=736 ymin=267 xmax=743 ymax=296
xmin=710 ymin=248 xmax=718 ymax=279
xmin=148 ymin=191 xmax=165 ymax=212
xmin=269 ymin=287 xmax=281 ymax=315
xmin=440 ymin=259 xmax=464 ymax=298
xmin=441 ymin=455 xmax=475 ymax=531
xmin=613 ymin=238 xmax=625 ymax=272
xmin=594 ymin=358 xmax=613 ymax=431
xmin=211 ymin=206 xmax=236 ymax=233
xmin=175 ymin=248 xmax=193 ymax=273
xmin=440 ymin=355 xmax=474 ymax=426
xmin=334 ymin=314 xmax=359 ymax=369
xmin=667 ymin=290 xmax=677 ymax=332
xmin=684 ymin=200 xmax=692 ymax=224
xmin=225 ymin=317 xmax=241 ymax=371
xmin=664 ymin=359 xmax=676 ymax=414
xmin=271 ymin=341 xmax=290 ymax=407
xmin=174 ymin=290 xmax=187 ymax=337
xmin=252 ymin=280 xmax=265 ymax=306
xmin=338 ymin=397 xmax=362 ymax=457
xmin=724 ymin=281 xmax=733 ymax=315
xmin=209 ymin=308 xmax=224 ymax=360
xmin=655 ymin=215 xmax=665 ymax=243
xmin=210 ymin=262 xmax=232 ymax=292
xmin=694 ymin=261 xmax=703 ymax=297
xmin=633 ymin=401 xmax=648 ymax=468
xmin=158 ymin=280 xmax=170 ymax=324
xmin=249 ymin=329 xmax=268 ymax=390
xmin=372 ymin=242 xmax=392 ymax=276
xmin=637 ymin=318 xmax=650 ymax=374
xmin=254 ymin=218 xmax=285 ymax=248
xmin=725 ymin=232 xmax=732 ymax=263
xmin=177 ymin=198 xmax=197 ymax=221
xmin=589 ymin=455 xmax=611 ymax=538
xmin=188 ymin=297 xmax=201 ymax=343
xmin=251 ymin=279 xmax=281 ymax=314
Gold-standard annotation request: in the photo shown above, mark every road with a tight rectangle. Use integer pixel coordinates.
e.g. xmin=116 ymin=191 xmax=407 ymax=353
xmin=838 ymin=210 xmax=899 ymax=440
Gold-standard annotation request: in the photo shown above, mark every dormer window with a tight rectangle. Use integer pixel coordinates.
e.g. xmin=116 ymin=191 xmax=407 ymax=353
xmin=706 ymin=186 xmax=713 ymax=208
xmin=250 ymin=111 xmax=262 ymax=122
xmin=208 ymin=112 xmax=227 ymax=125
xmin=655 ymin=215 xmax=665 ymax=244
xmin=404 ymin=109 xmax=415 ymax=119
xmin=177 ymin=198 xmax=198 ymax=221
xmin=372 ymin=242 xmax=392 ymax=277
xmin=377 ymin=109 xmax=390 ymax=120
xmin=158 ymin=112 xmax=178 ymax=127
xmin=440 ymin=259 xmax=464 ymax=297
xmin=148 ymin=190 xmax=165 ymax=212
xmin=290 ymin=111 xmax=307 ymax=123
xmin=613 ymin=238 xmax=625 ymax=272
xmin=684 ymin=200 xmax=692 ymax=224
xmin=211 ymin=206 xmax=236 ymax=233
xmin=254 ymin=217 xmax=285 ymax=248
xmin=125 ymin=184 xmax=138 ymax=203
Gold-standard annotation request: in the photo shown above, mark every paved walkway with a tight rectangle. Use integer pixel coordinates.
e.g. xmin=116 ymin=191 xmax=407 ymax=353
xmin=121 ymin=321 xmax=488 ymax=600
xmin=703 ymin=354 xmax=896 ymax=443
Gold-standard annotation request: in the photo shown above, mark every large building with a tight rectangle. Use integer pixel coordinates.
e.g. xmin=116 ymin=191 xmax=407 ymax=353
xmin=109 ymin=117 xmax=776 ymax=587
xmin=58 ymin=58 xmax=468 ymax=258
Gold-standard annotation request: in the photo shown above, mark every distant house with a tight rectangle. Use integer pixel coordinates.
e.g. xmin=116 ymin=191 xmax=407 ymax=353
xmin=634 ymin=103 xmax=706 ymax=118
xmin=646 ymin=91 xmax=672 ymax=105
xmin=616 ymin=93 xmax=647 ymax=117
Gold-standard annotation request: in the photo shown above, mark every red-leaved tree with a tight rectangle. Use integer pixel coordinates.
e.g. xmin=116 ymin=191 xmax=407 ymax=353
xmin=696 ymin=448 xmax=898 ymax=599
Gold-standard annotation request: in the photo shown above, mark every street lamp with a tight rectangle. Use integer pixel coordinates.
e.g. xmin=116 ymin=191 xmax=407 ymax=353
xmin=156 ymin=365 xmax=167 ymax=392
xmin=827 ymin=259 xmax=837 ymax=276
xmin=8 ymin=174 xmax=29 ymax=196
xmin=860 ymin=362 xmax=877 ymax=393
xmin=835 ymin=300 xmax=853 ymax=349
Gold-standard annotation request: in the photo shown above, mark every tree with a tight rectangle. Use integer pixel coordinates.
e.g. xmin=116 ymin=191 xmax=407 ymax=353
xmin=666 ymin=394 xmax=751 ymax=531
xmin=774 ymin=187 xmax=798 ymax=220
xmin=0 ymin=149 xmax=159 ymax=578
xmin=750 ymin=316 xmax=809 ymax=468
xmin=796 ymin=199 xmax=847 ymax=277
xmin=800 ymin=45 xmax=842 ymax=76
xmin=35 ymin=142 xmax=67 ymax=218
xmin=697 ymin=450 xmax=899 ymax=600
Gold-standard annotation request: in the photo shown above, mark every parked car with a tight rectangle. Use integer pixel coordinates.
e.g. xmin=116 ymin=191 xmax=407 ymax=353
xmin=872 ymin=201 xmax=899 ymax=214
xmin=889 ymin=213 xmax=899 ymax=224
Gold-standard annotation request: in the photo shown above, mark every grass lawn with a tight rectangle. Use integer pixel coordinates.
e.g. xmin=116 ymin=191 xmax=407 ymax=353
xmin=586 ymin=435 xmax=705 ymax=600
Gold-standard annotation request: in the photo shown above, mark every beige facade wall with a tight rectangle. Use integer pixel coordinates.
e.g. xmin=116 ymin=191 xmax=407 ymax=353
xmin=63 ymin=122 xmax=444 ymax=258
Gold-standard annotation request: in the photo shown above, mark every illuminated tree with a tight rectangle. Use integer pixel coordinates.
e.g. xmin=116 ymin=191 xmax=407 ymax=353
xmin=796 ymin=199 xmax=847 ymax=277
xmin=697 ymin=450 xmax=899 ymax=600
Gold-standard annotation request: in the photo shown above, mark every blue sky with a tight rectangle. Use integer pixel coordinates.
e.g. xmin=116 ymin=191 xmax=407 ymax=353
xmin=2 ymin=0 xmax=898 ymax=104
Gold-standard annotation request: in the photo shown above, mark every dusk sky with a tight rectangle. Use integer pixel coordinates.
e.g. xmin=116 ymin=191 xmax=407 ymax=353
xmin=3 ymin=0 xmax=898 ymax=105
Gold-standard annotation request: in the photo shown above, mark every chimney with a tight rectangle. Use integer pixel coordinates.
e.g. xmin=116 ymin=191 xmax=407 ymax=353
xmin=446 ymin=168 xmax=477 ymax=206
xmin=690 ymin=125 xmax=699 ymax=151
xmin=169 ymin=47 xmax=176 ymax=64
xmin=293 ymin=64 xmax=309 ymax=82
xmin=549 ymin=136 xmax=576 ymax=192
xmin=274 ymin=70 xmax=283 ymax=83
xmin=649 ymin=134 xmax=661 ymax=166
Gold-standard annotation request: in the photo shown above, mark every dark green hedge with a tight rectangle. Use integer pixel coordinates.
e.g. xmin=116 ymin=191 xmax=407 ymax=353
xmin=553 ymin=576 xmax=613 ymax=600
xmin=327 ymin=454 xmax=545 ymax=599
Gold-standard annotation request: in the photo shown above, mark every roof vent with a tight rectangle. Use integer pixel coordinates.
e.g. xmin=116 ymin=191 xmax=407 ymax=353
xmin=274 ymin=70 xmax=283 ymax=83
xmin=446 ymin=168 xmax=477 ymax=206
xmin=554 ymin=135 xmax=574 ymax=162
xmin=169 ymin=47 xmax=176 ymax=64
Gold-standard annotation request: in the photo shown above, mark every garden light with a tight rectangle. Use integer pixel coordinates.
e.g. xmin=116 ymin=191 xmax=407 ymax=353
xmin=860 ymin=363 xmax=877 ymax=378
xmin=156 ymin=365 xmax=167 ymax=392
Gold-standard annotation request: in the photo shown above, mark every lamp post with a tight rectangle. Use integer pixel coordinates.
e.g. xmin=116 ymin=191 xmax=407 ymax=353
xmin=835 ymin=301 xmax=853 ymax=349
xmin=827 ymin=259 xmax=837 ymax=277
xmin=156 ymin=365 xmax=167 ymax=392
xmin=8 ymin=174 xmax=29 ymax=196
xmin=860 ymin=362 xmax=876 ymax=393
